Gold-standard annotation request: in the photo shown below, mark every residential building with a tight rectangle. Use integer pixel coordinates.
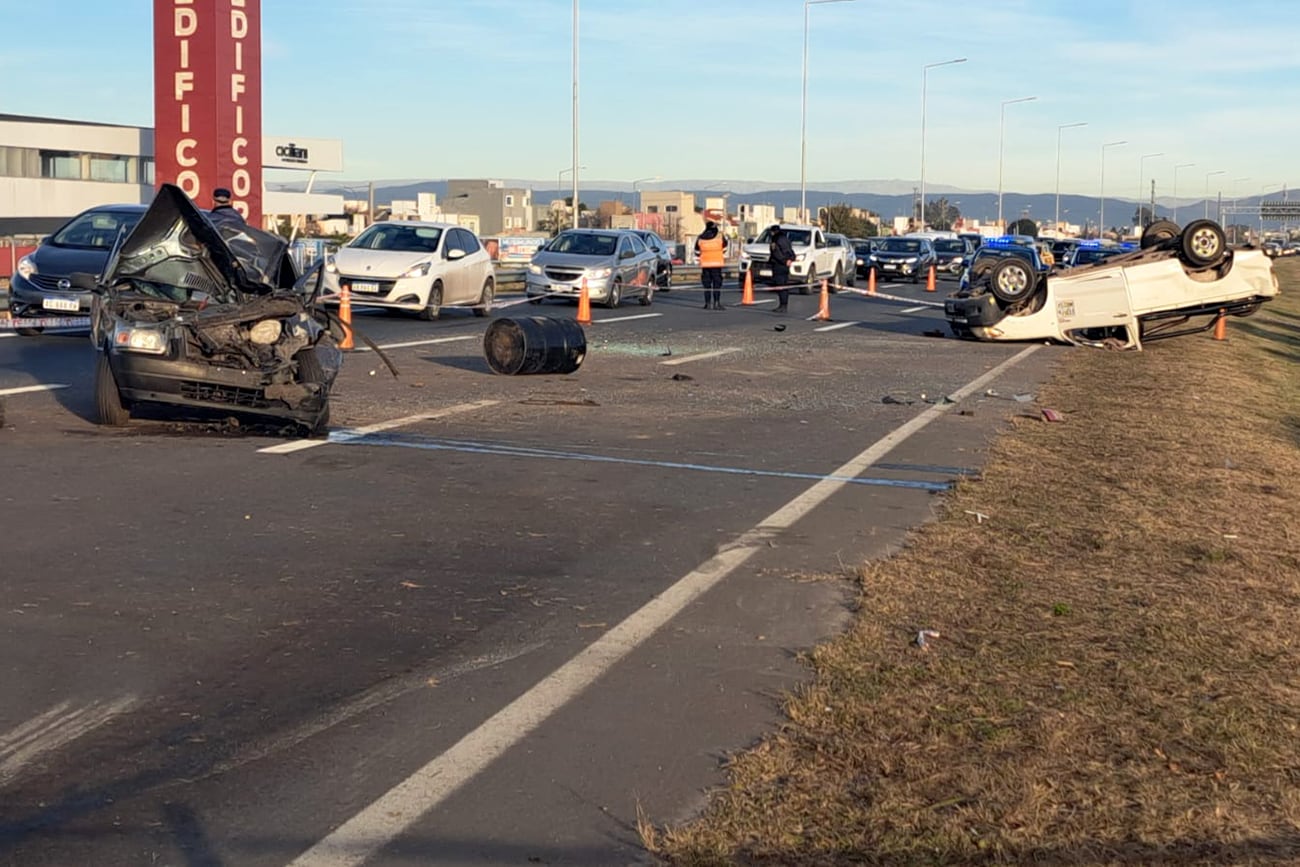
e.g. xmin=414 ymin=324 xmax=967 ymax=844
xmin=639 ymin=190 xmax=695 ymax=242
xmin=442 ymin=179 xmax=534 ymax=236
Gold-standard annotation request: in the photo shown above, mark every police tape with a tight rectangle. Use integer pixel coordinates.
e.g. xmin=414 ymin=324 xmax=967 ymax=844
xmin=834 ymin=285 xmax=946 ymax=308
xmin=317 ymin=291 xmax=570 ymax=310
xmin=0 ymin=316 xmax=92 ymax=330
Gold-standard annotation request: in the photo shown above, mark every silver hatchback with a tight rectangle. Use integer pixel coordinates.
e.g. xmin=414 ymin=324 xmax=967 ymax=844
xmin=526 ymin=229 xmax=657 ymax=308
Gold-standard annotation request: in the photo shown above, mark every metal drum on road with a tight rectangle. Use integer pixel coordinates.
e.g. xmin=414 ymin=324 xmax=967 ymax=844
xmin=483 ymin=316 xmax=587 ymax=375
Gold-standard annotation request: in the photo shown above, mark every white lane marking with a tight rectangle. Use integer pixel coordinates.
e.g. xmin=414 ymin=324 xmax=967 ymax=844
xmin=286 ymin=345 xmax=1042 ymax=867
xmin=900 ymin=305 xmax=930 ymax=314
xmin=591 ymin=313 xmax=662 ymax=324
xmin=258 ymin=400 xmax=498 ymax=455
xmin=738 ymin=297 xmax=777 ymax=306
xmin=0 ymin=333 xmax=15 ymax=339
xmin=813 ymin=321 xmax=860 ymax=333
xmin=352 ymin=335 xmax=477 ymax=353
xmin=0 ymin=695 xmax=138 ymax=787
xmin=0 ymin=384 xmax=68 ymax=397
xmin=660 ymin=347 xmax=742 ymax=366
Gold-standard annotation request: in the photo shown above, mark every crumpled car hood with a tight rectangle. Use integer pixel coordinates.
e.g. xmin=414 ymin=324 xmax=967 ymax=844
xmin=104 ymin=184 xmax=296 ymax=303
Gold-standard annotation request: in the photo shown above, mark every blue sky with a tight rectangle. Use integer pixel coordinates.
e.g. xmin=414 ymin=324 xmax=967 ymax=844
xmin=2 ymin=0 xmax=1296 ymax=198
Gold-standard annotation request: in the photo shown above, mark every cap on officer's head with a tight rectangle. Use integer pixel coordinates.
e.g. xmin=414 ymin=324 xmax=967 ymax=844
xmin=213 ymin=187 xmax=233 ymax=204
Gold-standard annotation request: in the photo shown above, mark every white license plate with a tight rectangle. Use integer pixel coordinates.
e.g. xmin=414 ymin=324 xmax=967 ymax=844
xmin=758 ymin=269 xmax=772 ymax=277
xmin=350 ymin=281 xmax=381 ymax=294
xmin=550 ymin=284 xmax=571 ymax=292
xmin=42 ymin=297 xmax=80 ymax=312
xmin=883 ymin=264 xmax=898 ymax=270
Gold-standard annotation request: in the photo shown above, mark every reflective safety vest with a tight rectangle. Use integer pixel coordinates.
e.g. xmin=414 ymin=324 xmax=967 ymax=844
xmin=697 ymin=234 xmax=725 ymax=268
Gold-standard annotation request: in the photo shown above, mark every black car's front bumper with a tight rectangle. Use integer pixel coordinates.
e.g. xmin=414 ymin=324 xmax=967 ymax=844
xmin=8 ymin=273 xmax=94 ymax=321
xmin=108 ymin=347 xmax=335 ymax=427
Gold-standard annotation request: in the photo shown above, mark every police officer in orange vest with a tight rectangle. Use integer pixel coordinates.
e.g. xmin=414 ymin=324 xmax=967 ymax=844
xmin=694 ymin=221 xmax=728 ymax=310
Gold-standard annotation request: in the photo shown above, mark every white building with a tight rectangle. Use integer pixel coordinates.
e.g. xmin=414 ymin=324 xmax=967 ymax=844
xmin=0 ymin=114 xmax=343 ymax=235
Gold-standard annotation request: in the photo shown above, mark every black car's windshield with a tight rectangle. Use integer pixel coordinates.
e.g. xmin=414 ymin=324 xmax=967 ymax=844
xmin=882 ymin=239 xmax=923 ymax=253
xmin=933 ymin=239 xmax=965 ymax=254
xmin=50 ymin=210 xmax=143 ymax=250
xmin=755 ymin=228 xmax=811 ymax=246
xmin=349 ymin=225 xmax=443 ymax=253
xmin=547 ymin=233 xmax=618 ymax=256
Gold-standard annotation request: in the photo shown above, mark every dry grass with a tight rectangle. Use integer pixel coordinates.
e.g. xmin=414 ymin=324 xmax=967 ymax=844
xmin=654 ymin=259 xmax=1300 ymax=866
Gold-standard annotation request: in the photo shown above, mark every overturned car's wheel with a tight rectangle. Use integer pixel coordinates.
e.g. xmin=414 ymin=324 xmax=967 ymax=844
xmin=1180 ymin=219 xmax=1227 ymax=268
xmin=988 ymin=257 xmax=1037 ymax=304
xmin=94 ymin=353 xmax=130 ymax=426
xmin=1140 ymin=219 xmax=1181 ymax=250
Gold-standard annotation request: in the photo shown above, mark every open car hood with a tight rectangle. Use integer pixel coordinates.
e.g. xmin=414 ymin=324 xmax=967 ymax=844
xmin=103 ymin=184 xmax=296 ymax=304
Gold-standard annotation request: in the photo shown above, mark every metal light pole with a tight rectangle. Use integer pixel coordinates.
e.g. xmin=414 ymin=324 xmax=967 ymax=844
xmin=631 ymin=175 xmax=661 ymax=214
xmin=1054 ymin=121 xmax=1087 ymax=231
xmin=1098 ymin=140 xmax=1127 ymax=238
xmin=1136 ymin=152 xmax=1163 ymax=228
xmin=919 ymin=57 xmax=966 ymax=230
xmin=571 ymin=0 xmax=580 ymax=228
xmin=1204 ymin=170 xmax=1225 ymax=219
xmin=558 ymin=165 xmax=585 ymax=229
xmin=1172 ymin=162 xmax=1195 ymax=224
xmin=997 ymin=95 xmax=1037 ymax=228
xmin=1230 ymin=177 xmax=1249 ymax=243
xmin=800 ymin=0 xmax=858 ymax=222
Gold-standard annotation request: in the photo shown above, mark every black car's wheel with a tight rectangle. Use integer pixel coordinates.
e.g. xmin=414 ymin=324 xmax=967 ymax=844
xmin=605 ymin=280 xmax=622 ymax=309
xmin=473 ymin=277 xmax=494 ymax=317
xmin=1140 ymin=219 xmax=1181 ymax=250
xmin=418 ymin=281 xmax=443 ymax=321
xmin=988 ymin=257 xmax=1038 ymax=304
xmin=94 ymin=353 xmax=130 ymax=426
xmin=1180 ymin=219 xmax=1227 ymax=268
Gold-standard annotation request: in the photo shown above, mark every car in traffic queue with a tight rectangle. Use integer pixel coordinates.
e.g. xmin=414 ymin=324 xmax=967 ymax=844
xmin=946 ymin=218 xmax=1278 ymax=349
xmin=852 ymin=238 xmax=880 ymax=278
xmin=931 ymin=237 xmax=971 ymax=277
xmin=8 ymin=203 xmax=149 ymax=334
xmin=866 ymin=237 xmax=938 ymax=283
xmin=526 ymin=228 xmax=657 ymax=308
xmin=320 ymin=221 xmax=496 ymax=321
xmin=630 ymin=228 xmax=675 ymax=289
xmin=1061 ymin=241 xmax=1132 ymax=269
xmin=824 ymin=233 xmax=858 ymax=288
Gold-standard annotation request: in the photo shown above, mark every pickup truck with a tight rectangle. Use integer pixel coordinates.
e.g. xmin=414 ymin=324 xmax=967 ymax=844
xmin=739 ymin=224 xmax=853 ymax=294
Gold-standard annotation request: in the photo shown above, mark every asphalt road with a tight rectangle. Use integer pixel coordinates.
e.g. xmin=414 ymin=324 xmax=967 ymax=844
xmin=0 ymin=279 xmax=1058 ymax=866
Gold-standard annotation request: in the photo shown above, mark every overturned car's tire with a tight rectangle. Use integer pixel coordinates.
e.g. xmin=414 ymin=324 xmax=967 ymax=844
xmin=94 ymin=353 xmax=130 ymax=426
xmin=988 ymin=257 xmax=1038 ymax=304
xmin=1180 ymin=219 xmax=1227 ymax=268
xmin=1140 ymin=219 xmax=1181 ymax=250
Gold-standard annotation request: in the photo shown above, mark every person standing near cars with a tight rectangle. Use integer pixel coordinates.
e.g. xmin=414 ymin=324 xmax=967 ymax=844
xmin=767 ymin=224 xmax=796 ymax=313
xmin=694 ymin=220 xmax=728 ymax=310
xmin=208 ymin=187 xmax=246 ymax=231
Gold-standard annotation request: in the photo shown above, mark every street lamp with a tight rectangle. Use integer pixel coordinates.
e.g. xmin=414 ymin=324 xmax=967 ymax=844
xmin=1098 ymin=140 xmax=1127 ymax=239
xmin=1054 ymin=121 xmax=1087 ymax=231
xmin=801 ymin=0 xmax=859 ymax=221
xmin=631 ymin=175 xmax=661 ymax=213
xmin=1230 ymin=177 xmax=1250 ymax=242
xmin=997 ymin=95 xmax=1037 ymax=228
xmin=1172 ymin=162 xmax=1195 ymax=223
xmin=919 ymin=57 xmax=967 ymax=229
xmin=1136 ymin=152 xmax=1163 ymax=227
xmin=1204 ymin=170 xmax=1225 ymax=219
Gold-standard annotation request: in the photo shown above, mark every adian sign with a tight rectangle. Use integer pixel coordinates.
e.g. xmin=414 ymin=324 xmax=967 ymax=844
xmin=262 ymin=136 xmax=345 ymax=173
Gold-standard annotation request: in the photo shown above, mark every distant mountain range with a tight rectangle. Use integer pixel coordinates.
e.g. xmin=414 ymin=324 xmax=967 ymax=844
xmin=274 ymin=178 xmax=1283 ymax=229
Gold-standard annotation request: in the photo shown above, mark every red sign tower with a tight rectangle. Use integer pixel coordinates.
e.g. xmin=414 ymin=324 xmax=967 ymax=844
xmin=153 ymin=0 xmax=263 ymax=225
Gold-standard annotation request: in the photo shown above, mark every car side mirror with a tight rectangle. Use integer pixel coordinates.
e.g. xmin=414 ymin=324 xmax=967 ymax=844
xmin=447 ymin=248 xmax=467 ymax=261
xmin=746 ymin=237 xmax=754 ymax=244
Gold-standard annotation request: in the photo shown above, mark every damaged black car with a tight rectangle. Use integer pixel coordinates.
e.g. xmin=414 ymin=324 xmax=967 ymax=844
xmin=89 ymin=184 xmax=342 ymax=434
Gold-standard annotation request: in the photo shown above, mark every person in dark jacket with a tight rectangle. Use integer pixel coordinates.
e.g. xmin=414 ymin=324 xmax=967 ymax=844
xmin=208 ymin=187 xmax=246 ymax=232
xmin=767 ymin=224 xmax=796 ymax=313
xmin=694 ymin=221 xmax=728 ymax=310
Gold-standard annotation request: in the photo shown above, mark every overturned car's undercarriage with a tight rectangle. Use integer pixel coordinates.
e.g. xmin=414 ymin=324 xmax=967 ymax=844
xmin=91 ymin=184 xmax=342 ymax=433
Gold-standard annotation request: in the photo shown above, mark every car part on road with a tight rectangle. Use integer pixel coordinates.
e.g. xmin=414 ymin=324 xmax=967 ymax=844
xmin=483 ymin=316 xmax=587 ymax=375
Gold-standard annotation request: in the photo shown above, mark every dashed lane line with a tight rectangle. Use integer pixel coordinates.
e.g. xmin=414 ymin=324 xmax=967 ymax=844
xmin=591 ymin=313 xmax=662 ymax=324
xmin=257 ymin=400 xmax=499 ymax=455
xmin=813 ymin=321 xmax=860 ymax=333
xmin=285 ymin=344 xmax=1043 ymax=867
xmin=0 ymin=384 xmax=69 ymax=397
xmin=659 ymin=347 xmax=742 ymax=366
xmin=900 ymin=305 xmax=931 ymax=314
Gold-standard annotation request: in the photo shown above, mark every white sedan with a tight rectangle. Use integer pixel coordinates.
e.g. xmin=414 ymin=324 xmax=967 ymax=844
xmin=945 ymin=220 xmax=1280 ymax=349
xmin=322 ymin=222 xmax=495 ymax=320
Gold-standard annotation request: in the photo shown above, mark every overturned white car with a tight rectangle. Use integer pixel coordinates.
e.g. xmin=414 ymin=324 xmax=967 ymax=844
xmin=945 ymin=219 xmax=1279 ymax=349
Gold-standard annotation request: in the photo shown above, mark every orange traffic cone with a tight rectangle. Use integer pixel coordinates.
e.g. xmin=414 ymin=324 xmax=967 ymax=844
xmin=925 ymin=265 xmax=937 ymax=293
xmin=814 ymin=278 xmax=831 ymax=321
xmin=339 ymin=284 xmax=354 ymax=350
xmin=1213 ymin=309 xmax=1227 ymax=341
xmin=867 ymin=267 xmax=877 ymax=295
xmin=576 ymin=277 xmax=592 ymax=325
xmin=741 ymin=268 xmax=755 ymax=305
